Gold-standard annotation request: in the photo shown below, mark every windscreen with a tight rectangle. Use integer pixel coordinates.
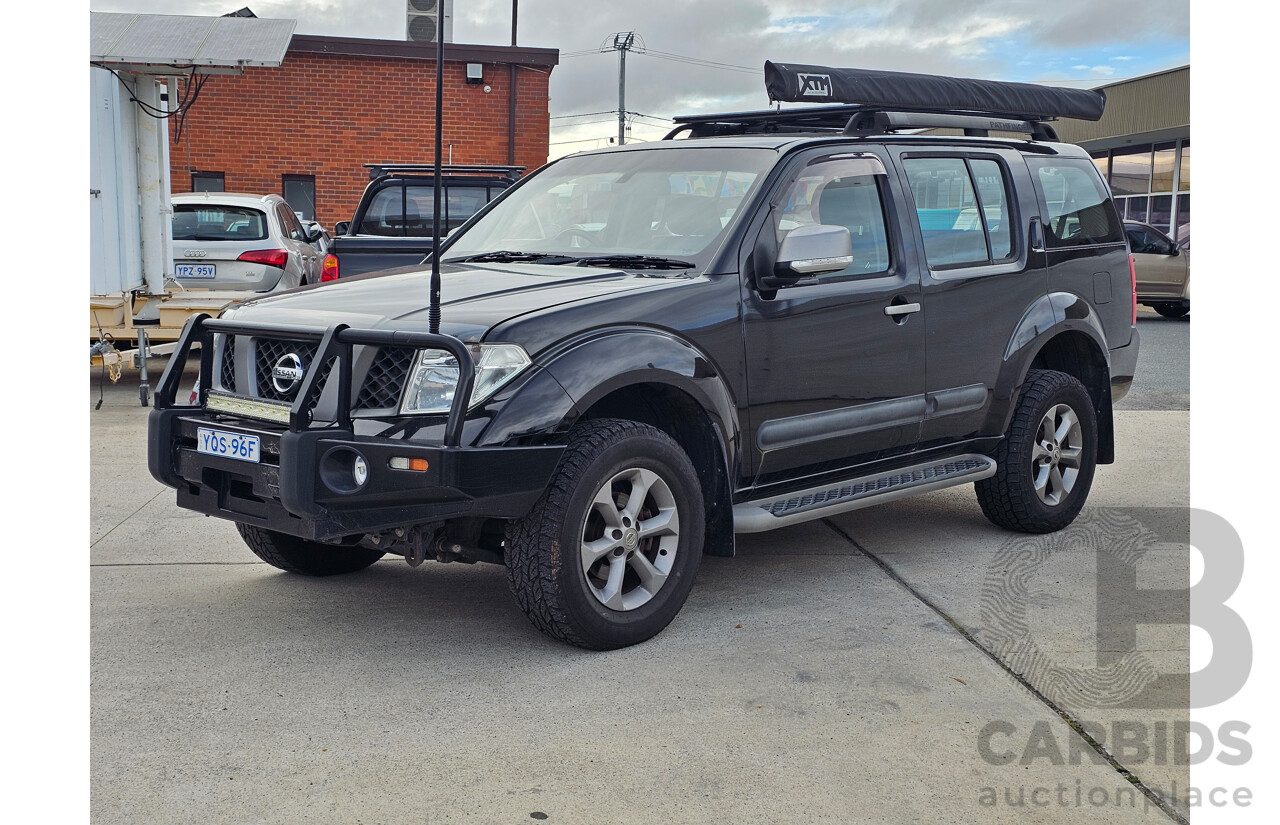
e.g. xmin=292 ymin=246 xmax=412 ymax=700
xmin=443 ymin=147 xmax=776 ymax=264
xmin=172 ymin=205 xmax=268 ymax=242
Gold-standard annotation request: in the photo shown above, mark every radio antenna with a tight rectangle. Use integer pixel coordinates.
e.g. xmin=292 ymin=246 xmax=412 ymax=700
xmin=428 ymin=7 xmax=445 ymax=334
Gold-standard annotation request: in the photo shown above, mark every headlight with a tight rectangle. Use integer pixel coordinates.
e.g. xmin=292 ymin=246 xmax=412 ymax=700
xmin=399 ymin=343 xmax=531 ymax=415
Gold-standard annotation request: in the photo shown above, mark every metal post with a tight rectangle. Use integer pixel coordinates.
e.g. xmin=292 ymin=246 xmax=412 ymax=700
xmin=134 ymin=77 xmax=166 ymax=296
xmin=618 ymin=44 xmax=626 ymax=146
xmin=507 ymin=1 xmax=518 ymax=165
xmin=613 ymin=32 xmax=635 ymax=146
xmin=137 ymin=327 xmax=150 ymax=407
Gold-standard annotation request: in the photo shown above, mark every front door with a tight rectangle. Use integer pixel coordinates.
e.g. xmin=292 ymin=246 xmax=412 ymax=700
xmin=742 ymin=149 xmax=926 ymax=487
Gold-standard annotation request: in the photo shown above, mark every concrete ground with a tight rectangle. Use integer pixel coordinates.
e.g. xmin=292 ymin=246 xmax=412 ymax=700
xmin=91 ymin=310 xmax=1190 ymax=824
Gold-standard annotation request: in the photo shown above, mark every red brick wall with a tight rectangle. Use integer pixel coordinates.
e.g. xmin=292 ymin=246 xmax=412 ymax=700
xmin=169 ymin=50 xmax=551 ymax=227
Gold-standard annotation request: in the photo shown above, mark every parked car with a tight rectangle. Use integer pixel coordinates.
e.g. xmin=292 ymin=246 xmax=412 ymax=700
xmin=149 ymin=64 xmax=1138 ymax=650
xmin=171 ymin=193 xmax=334 ymax=292
xmin=325 ymin=165 xmax=522 ymax=280
xmin=1124 ymin=220 xmax=1190 ymax=318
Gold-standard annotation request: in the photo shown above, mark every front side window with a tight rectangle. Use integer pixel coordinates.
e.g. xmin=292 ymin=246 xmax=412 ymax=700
xmin=774 ymin=157 xmax=891 ymax=278
xmin=1029 ymin=159 xmax=1125 ymax=248
xmin=903 ymin=156 xmax=1013 ymax=268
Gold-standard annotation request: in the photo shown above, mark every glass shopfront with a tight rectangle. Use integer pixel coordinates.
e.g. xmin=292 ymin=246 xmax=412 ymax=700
xmin=1090 ymin=138 xmax=1190 ymax=246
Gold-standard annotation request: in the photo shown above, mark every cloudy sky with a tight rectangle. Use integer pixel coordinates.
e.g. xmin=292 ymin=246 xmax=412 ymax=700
xmin=89 ymin=0 xmax=1190 ymax=156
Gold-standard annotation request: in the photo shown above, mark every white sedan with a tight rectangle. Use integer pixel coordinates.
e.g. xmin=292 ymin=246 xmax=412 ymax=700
xmin=171 ymin=192 xmax=333 ymax=292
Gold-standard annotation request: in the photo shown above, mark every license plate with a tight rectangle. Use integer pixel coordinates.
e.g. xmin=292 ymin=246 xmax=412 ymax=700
xmin=176 ymin=263 xmax=216 ymax=279
xmin=197 ymin=427 xmax=260 ymax=463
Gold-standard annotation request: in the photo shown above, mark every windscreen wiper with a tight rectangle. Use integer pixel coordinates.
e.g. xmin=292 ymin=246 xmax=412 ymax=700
xmin=573 ymin=255 xmax=695 ymax=270
xmin=450 ymin=251 xmax=580 ymax=264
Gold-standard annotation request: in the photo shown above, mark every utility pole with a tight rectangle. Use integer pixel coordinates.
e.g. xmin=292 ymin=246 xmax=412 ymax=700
xmin=610 ymin=32 xmax=637 ymax=145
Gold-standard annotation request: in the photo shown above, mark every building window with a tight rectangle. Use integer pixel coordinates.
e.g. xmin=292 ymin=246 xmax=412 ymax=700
xmin=191 ymin=171 xmax=224 ymax=192
xmin=282 ymin=175 xmax=316 ymax=222
xmin=1098 ymin=139 xmax=1190 ymax=241
xmin=1109 ymin=146 xmax=1151 ymax=197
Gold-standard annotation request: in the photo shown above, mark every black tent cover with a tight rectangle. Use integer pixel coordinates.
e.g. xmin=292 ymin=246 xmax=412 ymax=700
xmin=764 ymin=62 xmax=1106 ymax=122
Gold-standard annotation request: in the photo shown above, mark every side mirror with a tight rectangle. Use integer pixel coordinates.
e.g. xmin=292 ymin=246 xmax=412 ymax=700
xmin=759 ymin=224 xmax=853 ymax=289
xmin=304 ymin=224 xmax=324 ymax=243
xmin=334 ymin=221 xmax=351 ymax=236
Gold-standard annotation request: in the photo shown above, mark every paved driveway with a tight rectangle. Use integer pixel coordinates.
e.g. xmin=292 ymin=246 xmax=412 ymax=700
xmin=91 ymin=318 xmax=1189 ymax=824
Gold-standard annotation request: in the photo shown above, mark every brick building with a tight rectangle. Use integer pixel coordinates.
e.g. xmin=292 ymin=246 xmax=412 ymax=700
xmin=169 ymin=34 xmax=559 ymax=227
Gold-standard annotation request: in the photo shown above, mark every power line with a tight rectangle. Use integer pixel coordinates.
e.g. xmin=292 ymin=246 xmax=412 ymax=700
xmin=549 ymin=118 xmax=619 ymax=129
xmin=550 ymin=110 xmax=618 ymax=120
xmin=634 ymin=50 xmax=758 ymax=75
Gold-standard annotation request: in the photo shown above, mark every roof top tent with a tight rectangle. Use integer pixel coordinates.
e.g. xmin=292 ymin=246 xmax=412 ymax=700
xmin=665 ymin=62 xmax=1106 ymax=140
xmin=89 ymin=12 xmax=294 ymax=404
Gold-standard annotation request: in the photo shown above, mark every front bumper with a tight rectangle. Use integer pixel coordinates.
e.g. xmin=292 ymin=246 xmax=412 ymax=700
xmin=148 ymin=408 xmax=564 ymax=541
xmin=146 ymin=314 xmax=564 ymax=542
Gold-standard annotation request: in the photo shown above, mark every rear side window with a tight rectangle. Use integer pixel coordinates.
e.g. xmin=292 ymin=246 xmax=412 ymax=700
xmin=359 ymin=184 xmax=497 ymax=236
xmin=902 ymin=157 xmax=1014 ymax=268
xmin=1028 ymin=158 xmax=1124 ymax=248
xmin=172 ymin=205 xmax=268 ymax=241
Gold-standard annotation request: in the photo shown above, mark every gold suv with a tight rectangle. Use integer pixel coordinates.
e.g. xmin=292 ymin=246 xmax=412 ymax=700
xmin=1125 ymin=221 xmax=1190 ymax=319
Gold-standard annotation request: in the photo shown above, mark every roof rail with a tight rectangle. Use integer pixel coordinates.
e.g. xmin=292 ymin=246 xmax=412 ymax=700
xmin=362 ymin=163 xmax=525 ymax=181
xmin=663 ymin=106 xmax=1060 ymax=141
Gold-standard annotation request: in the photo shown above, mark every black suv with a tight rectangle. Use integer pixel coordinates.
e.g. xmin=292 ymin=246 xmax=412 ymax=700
xmin=148 ymin=64 xmax=1139 ymax=649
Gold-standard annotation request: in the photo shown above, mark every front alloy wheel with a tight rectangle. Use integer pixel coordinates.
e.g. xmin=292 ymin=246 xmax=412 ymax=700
xmin=580 ymin=467 xmax=681 ymax=611
xmin=505 ymin=419 xmax=704 ymax=649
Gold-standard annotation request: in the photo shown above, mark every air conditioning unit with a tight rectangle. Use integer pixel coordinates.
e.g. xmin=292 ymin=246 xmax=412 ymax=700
xmin=407 ymin=0 xmax=453 ymax=43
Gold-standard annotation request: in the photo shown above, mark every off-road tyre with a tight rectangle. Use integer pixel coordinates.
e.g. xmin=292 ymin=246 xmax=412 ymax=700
xmin=1152 ymin=302 xmax=1188 ymax=319
xmin=504 ymin=419 xmax=705 ymax=650
xmin=236 ymin=523 xmax=384 ymax=576
xmin=976 ymin=369 xmax=1098 ymax=534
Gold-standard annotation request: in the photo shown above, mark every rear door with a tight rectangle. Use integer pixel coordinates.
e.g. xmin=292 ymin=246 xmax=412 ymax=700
xmin=275 ymin=203 xmax=319 ymax=286
xmin=893 ymin=146 xmax=1046 ymax=444
xmin=741 ymin=148 xmax=926 ymax=486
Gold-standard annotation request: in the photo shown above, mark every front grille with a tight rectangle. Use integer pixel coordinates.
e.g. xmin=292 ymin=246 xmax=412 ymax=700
xmin=254 ymin=339 xmax=320 ymax=401
xmin=220 ymin=335 xmax=236 ymax=392
xmin=356 ymin=346 xmax=415 ymax=410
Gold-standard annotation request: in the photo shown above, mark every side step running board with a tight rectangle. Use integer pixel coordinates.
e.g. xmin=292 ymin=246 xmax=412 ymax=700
xmin=733 ymin=454 xmax=997 ymax=533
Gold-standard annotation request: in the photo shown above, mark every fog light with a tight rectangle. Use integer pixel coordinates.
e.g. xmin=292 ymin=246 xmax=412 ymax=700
xmin=352 ymin=455 xmax=368 ymax=487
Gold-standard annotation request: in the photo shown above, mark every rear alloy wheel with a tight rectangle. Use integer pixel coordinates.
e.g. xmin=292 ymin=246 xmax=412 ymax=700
xmin=504 ymin=419 xmax=704 ymax=650
xmin=1152 ymin=302 xmax=1189 ymax=319
xmin=236 ymin=523 xmax=384 ymax=576
xmin=976 ymin=370 xmax=1098 ymax=533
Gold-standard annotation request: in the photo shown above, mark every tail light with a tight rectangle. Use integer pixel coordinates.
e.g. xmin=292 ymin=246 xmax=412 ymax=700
xmin=1128 ymin=253 xmax=1138 ymax=325
xmin=321 ymin=253 xmax=340 ymax=282
xmin=237 ymin=249 xmax=289 ymax=269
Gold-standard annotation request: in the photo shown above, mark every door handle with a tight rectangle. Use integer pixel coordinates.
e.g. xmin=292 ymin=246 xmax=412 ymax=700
xmin=883 ymin=302 xmax=921 ymax=317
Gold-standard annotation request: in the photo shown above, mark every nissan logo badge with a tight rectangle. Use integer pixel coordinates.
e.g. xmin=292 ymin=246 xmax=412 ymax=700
xmin=272 ymin=353 xmax=305 ymax=394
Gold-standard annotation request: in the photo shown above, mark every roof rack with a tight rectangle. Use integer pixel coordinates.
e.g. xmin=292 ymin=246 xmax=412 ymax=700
xmin=664 ymin=63 xmax=1105 ymax=142
xmin=664 ymin=106 xmax=1062 ymax=141
xmin=362 ymin=163 xmax=525 ymax=181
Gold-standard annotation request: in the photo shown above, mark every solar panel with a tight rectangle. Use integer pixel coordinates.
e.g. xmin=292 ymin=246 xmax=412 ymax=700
xmin=90 ymin=12 xmax=296 ymax=68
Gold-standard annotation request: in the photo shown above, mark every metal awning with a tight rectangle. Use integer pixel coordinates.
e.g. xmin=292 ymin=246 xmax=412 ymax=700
xmin=90 ymin=12 xmax=296 ymax=73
